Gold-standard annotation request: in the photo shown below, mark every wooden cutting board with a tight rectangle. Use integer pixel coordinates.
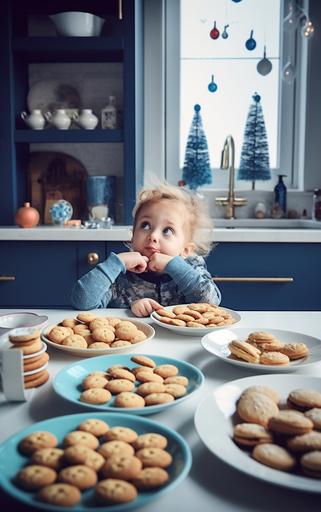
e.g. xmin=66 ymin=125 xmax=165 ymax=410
xmin=28 ymin=151 xmax=88 ymax=224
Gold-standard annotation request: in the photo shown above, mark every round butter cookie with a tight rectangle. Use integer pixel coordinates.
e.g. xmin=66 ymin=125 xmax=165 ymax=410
xmin=78 ymin=418 xmax=109 ymax=437
xmin=95 ymin=478 xmax=137 ymax=504
xmin=98 ymin=441 xmax=135 ymax=459
xmin=268 ymin=410 xmax=313 ymax=435
xmin=259 ymin=351 xmax=290 ymax=366
xmin=288 ymin=388 xmax=321 ymax=411
xmin=233 ymin=423 xmax=273 ymax=447
xmin=287 ymin=431 xmax=321 ymax=453
xmin=16 ymin=465 xmax=57 ymax=491
xmin=63 ymin=445 xmax=105 ymax=472
xmin=304 ymin=408 xmax=321 ymax=430
xmin=300 ymin=451 xmax=321 ymax=478
xmin=133 ymin=467 xmax=169 ymax=490
xmin=131 ymin=355 xmax=156 ymax=368
xmin=252 ymin=443 xmax=296 ymax=471
xmin=58 ymin=464 xmax=97 ymax=490
xmin=237 ymin=392 xmax=279 ymax=427
xmin=240 ymin=385 xmax=280 ymax=404
xmin=100 ymin=454 xmax=142 ymax=480
xmin=37 ymin=483 xmax=81 ymax=507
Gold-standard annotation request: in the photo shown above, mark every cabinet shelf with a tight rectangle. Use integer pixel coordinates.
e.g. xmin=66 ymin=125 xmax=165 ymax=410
xmin=12 ymin=37 xmax=123 ymax=62
xmin=14 ymin=129 xmax=123 ymax=143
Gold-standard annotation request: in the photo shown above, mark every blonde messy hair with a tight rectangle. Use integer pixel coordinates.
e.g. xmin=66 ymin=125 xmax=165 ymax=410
xmin=132 ymin=183 xmax=213 ymax=256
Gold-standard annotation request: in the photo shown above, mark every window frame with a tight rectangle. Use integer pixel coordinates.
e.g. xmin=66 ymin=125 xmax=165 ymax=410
xmin=144 ymin=0 xmax=309 ymax=191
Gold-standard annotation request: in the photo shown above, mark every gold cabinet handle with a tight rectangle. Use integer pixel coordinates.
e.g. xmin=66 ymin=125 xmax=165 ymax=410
xmin=87 ymin=253 xmax=99 ymax=265
xmin=213 ymin=277 xmax=294 ymax=283
xmin=0 ymin=275 xmax=16 ymax=281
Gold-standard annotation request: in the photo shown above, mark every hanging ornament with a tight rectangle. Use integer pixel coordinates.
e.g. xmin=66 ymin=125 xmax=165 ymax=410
xmin=283 ymin=0 xmax=297 ymax=34
xmin=221 ymin=24 xmax=229 ymax=39
xmin=208 ymin=75 xmax=218 ymax=93
xmin=231 ymin=0 xmax=242 ymax=2
xmin=245 ymin=30 xmax=256 ymax=51
xmin=301 ymin=16 xmax=315 ymax=39
xmin=282 ymin=59 xmax=296 ymax=84
xmin=209 ymin=21 xmax=220 ymax=40
xmin=257 ymin=46 xmax=272 ymax=76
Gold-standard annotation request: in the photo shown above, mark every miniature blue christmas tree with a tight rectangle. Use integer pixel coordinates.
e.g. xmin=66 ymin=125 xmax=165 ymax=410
xmin=182 ymin=104 xmax=212 ymax=190
xmin=238 ymin=93 xmax=271 ymax=190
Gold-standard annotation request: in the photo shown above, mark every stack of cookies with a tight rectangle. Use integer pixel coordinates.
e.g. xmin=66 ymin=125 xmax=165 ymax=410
xmin=156 ymin=303 xmax=236 ymax=328
xmin=9 ymin=329 xmax=49 ymax=389
xmin=46 ymin=313 xmax=148 ymax=350
xmin=233 ymin=385 xmax=321 ymax=478
xmin=228 ymin=331 xmax=309 ymax=366
xmin=14 ymin=419 xmax=174 ymax=507
xmin=80 ymin=355 xmax=189 ymax=408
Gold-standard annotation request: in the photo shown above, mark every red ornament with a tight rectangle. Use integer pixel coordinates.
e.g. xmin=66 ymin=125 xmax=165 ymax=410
xmin=210 ymin=21 xmax=220 ymax=39
xmin=178 ymin=180 xmax=186 ymax=187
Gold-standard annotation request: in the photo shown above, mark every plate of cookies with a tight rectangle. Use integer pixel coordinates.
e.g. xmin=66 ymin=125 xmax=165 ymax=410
xmin=0 ymin=411 xmax=192 ymax=511
xmin=53 ymin=353 xmax=204 ymax=415
xmin=195 ymin=374 xmax=321 ymax=493
xmin=201 ymin=327 xmax=321 ymax=372
xmin=41 ymin=313 xmax=155 ymax=357
xmin=150 ymin=303 xmax=241 ymax=336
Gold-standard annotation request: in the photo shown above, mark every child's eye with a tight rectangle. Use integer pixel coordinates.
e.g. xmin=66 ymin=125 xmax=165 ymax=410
xmin=140 ymin=221 xmax=150 ymax=230
xmin=163 ymin=227 xmax=174 ymax=236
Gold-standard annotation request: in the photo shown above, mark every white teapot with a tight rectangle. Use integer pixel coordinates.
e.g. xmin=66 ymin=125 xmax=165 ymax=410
xmin=44 ymin=109 xmax=71 ymax=130
xmin=21 ymin=109 xmax=45 ymax=130
xmin=73 ymin=109 xmax=98 ymax=130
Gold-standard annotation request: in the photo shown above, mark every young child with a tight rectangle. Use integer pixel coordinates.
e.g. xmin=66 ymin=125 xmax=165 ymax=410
xmin=71 ymin=183 xmax=221 ymax=316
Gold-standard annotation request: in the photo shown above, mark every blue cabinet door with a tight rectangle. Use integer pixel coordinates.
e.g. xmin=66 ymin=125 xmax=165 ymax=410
xmin=0 ymin=241 xmax=78 ymax=307
xmin=206 ymin=242 xmax=321 ymax=310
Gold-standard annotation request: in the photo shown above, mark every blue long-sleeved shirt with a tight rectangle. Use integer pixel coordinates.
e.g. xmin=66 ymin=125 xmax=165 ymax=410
xmin=70 ymin=252 xmax=221 ymax=310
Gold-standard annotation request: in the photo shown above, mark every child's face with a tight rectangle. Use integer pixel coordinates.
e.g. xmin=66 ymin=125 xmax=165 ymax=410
xmin=132 ymin=199 xmax=193 ymax=259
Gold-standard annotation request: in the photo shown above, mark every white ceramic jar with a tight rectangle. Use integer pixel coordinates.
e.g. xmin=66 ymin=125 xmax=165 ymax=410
xmin=44 ymin=109 xmax=71 ymax=130
xmin=73 ymin=109 xmax=98 ymax=130
xmin=20 ymin=109 xmax=45 ymax=130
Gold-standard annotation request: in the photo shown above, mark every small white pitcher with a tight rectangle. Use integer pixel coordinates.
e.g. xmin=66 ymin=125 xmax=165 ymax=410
xmin=44 ymin=109 xmax=71 ymax=130
xmin=73 ymin=109 xmax=98 ymax=129
xmin=21 ymin=109 xmax=46 ymax=130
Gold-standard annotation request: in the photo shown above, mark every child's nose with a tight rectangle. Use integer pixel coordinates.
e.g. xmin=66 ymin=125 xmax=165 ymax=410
xmin=148 ymin=230 xmax=158 ymax=242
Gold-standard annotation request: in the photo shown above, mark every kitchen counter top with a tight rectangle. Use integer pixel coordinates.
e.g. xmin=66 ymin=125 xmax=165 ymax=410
xmin=1 ymin=308 xmax=321 ymax=512
xmin=1 ymin=225 xmax=321 ymax=242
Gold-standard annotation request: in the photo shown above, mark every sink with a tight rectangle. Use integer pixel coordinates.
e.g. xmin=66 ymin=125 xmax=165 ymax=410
xmin=213 ymin=219 xmax=321 ymax=229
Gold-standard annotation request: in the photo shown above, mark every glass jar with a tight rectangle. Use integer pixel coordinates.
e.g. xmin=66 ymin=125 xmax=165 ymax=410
xmin=312 ymin=189 xmax=321 ymax=221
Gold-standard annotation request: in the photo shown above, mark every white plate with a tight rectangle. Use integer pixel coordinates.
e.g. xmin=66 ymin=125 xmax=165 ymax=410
xmin=27 ymin=80 xmax=81 ymax=114
xmin=150 ymin=305 xmax=241 ymax=336
xmin=41 ymin=320 xmax=155 ymax=357
xmin=195 ymin=374 xmax=321 ymax=493
xmin=201 ymin=327 xmax=321 ymax=372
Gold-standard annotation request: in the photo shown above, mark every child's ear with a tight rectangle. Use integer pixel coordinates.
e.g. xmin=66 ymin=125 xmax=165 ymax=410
xmin=181 ymin=242 xmax=195 ymax=258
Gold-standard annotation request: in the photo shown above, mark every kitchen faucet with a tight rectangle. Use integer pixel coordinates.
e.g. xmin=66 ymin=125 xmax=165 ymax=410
xmin=215 ymin=135 xmax=247 ymax=219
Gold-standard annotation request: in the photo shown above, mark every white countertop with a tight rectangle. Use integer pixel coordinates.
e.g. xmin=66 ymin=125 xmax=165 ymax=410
xmin=1 ymin=226 xmax=321 ymax=242
xmin=1 ymin=308 xmax=321 ymax=512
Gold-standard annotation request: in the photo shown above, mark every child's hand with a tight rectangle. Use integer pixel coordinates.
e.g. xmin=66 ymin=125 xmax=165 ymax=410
xmin=131 ymin=298 xmax=162 ymax=317
xmin=148 ymin=252 xmax=173 ymax=273
xmin=118 ymin=252 xmax=149 ymax=273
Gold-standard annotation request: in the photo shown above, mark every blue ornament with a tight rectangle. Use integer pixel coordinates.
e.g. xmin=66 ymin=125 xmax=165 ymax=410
xmin=194 ymin=104 xmax=201 ymax=113
xmin=222 ymin=25 xmax=229 ymax=39
xmin=231 ymin=0 xmax=242 ymax=2
xmin=50 ymin=199 xmax=73 ymax=225
xmin=208 ymin=75 xmax=218 ymax=93
xmin=245 ymin=30 xmax=256 ymax=51
xmin=253 ymin=93 xmax=261 ymax=102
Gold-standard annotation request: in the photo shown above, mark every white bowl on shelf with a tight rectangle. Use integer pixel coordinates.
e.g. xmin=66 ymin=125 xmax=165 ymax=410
xmin=49 ymin=11 xmax=105 ymax=37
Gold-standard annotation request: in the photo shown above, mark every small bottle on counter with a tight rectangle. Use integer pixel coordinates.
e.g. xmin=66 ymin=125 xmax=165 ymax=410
xmin=312 ymin=189 xmax=321 ymax=221
xmin=101 ymin=95 xmax=117 ymax=129
xmin=274 ymin=175 xmax=287 ymax=216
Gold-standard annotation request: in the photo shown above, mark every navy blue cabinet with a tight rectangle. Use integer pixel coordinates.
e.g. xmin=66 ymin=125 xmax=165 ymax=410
xmin=206 ymin=242 xmax=321 ymax=311
xmin=0 ymin=0 xmax=143 ymax=225
xmin=0 ymin=241 xmax=125 ymax=307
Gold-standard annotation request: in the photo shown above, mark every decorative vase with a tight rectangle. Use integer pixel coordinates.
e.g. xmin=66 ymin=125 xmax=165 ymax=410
xmin=44 ymin=109 xmax=71 ymax=130
xmin=73 ymin=109 xmax=98 ymax=130
xmin=15 ymin=202 xmax=40 ymax=228
xmin=20 ymin=110 xmax=46 ymax=130
xmin=49 ymin=199 xmax=73 ymax=225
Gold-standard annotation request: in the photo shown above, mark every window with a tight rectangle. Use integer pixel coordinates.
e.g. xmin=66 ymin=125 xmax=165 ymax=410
xmin=162 ymin=0 xmax=309 ymax=190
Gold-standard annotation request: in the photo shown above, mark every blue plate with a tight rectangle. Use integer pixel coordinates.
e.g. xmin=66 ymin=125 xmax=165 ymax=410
xmin=0 ymin=412 xmax=192 ymax=511
xmin=53 ymin=354 xmax=204 ymax=415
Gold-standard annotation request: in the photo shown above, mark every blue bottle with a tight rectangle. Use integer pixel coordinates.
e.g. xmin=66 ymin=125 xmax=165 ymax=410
xmin=274 ymin=175 xmax=287 ymax=214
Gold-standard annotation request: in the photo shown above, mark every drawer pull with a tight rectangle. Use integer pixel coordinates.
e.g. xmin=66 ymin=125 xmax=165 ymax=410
xmin=0 ymin=275 xmax=16 ymax=281
xmin=213 ymin=277 xmax=294 ymax=283
xmin=87 ymin=252 xmax=99 ymax=265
